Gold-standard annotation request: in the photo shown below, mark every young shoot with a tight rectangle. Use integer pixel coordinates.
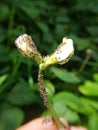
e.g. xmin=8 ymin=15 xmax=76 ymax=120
xmin=15 ymin=34 xmax=74 ymax=130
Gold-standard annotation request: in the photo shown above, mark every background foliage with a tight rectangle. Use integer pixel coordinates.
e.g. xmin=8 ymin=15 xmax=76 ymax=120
xmin=0 ymin=0 xmax=98 ymax=130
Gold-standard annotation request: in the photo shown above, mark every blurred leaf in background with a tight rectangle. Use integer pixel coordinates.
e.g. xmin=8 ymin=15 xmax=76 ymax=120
xmin=0 ymin=0 xmax=98 ymax=129
xmin=0 ymin=104 xmax=24 ymax=130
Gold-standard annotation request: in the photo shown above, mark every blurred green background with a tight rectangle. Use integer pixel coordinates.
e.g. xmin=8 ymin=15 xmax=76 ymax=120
xmin=0 ymin=0 xmax=98 ymax=130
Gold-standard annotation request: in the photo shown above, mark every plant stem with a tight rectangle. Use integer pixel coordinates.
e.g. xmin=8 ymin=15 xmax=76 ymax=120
xmin=38 ymin=69 xmax=49 ymax=107
xmin=79 ymin=49 xmax=92 ymax=72
xmin=38 ymin=67 xmax=64 ymax=130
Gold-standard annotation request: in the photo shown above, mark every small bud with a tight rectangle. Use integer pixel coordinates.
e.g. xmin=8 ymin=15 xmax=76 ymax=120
xmin=86 ymin=49 xmax=92 ymax=54
xmin=15 ymin=34 xmax=42 ymax=64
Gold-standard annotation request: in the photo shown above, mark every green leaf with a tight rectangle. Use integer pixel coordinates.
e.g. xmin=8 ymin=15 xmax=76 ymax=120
xmin=28 ymin=75 xmax=34 ymax=89
xmin=80 ymin=98 xmax=96 ymax=114
xmin=41 ymin=110 xmax=50 ymax=117
xmin=79 ymin=80 xmax=98 ymax=96
xmin=36 ymin=21 xmax=49 ymax=33
xmin=88 ymin=114 xmax=98 ymax=130
xmin=52 ymin=92 xmax=95 ymax=117
xmin=44 ymin=80 xmax=55 ymax=100
xmin=81 ymin=98 xmax=98 ymax=111
xmin=15 ymin=1 xmax=39 ymax=19
xmin=55 ymin=24 xmax=65 ymax=35
xmin=8 ymin=80 xmax=37 ymax=105
xmin=43 ymin=33 xmax=54 ymax=43
xmin=53 ymin=92 xmax=83 ymax=112
xmin=91 ymin=3 xmax=98 ymax=13
xmin=0 ymin=74 xmax=8 ymax=86
xmin=53 ymin=99 xmax=80 ymax=124
xmin=74 ymin=0 xmax=96 ymax=12
xmin=0 ymin=26 xmax=6 ymax=43
xmin=0 ymin=4 xmax=9 ymax=22
xmin=87 ymin=26 xmax=98 ymax=36
xmin=0 ymin=45 xmax=9 ymax=62
xmin=93 ymin=73 xmax=98 ymax=82
xmin=55 ymin=15 xmax=69 ymax=23
xmin=50 ymin=67 xmax=80 ymax=84
xmin=0 ymin=107 xmax=24 ymax=130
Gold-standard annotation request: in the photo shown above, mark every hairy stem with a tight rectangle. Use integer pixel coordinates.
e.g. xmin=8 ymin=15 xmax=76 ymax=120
xmin=38 ymin=67 xmax=65 ymax=130
xmin=38 ymin=69 xmax=49 ymax=107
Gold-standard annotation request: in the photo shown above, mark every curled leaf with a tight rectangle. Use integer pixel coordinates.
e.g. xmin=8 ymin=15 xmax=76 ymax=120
xmin=41 ymin=37 xmax=74 ymax=69
xmin=51 ymin=37 xmax=74 ymax=65
xmin=15 ymin=34 xmax=42 ymax=64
